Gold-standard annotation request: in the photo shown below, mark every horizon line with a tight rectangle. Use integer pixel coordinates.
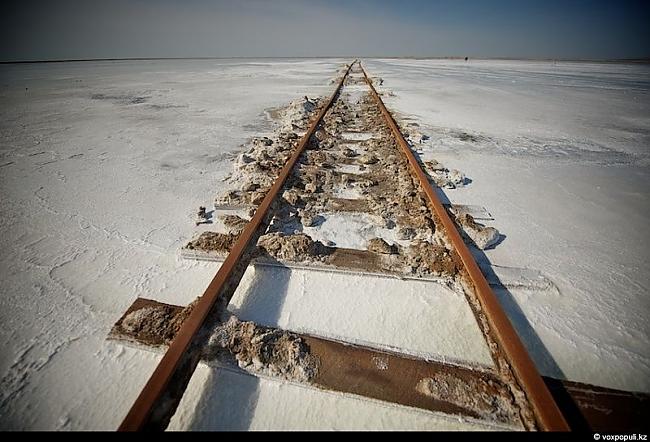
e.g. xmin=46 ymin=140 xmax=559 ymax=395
xmin=2 ymin=56 xmax=650 ymax=65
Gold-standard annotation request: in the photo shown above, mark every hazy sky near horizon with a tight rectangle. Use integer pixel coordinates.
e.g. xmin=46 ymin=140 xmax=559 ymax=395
xmin=2 ymin=0 xmax=649 ymax=61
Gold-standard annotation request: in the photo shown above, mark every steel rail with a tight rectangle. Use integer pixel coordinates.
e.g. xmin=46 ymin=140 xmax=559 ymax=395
xmin=118 ymin=62 xmax=354 ymax=431
xmin=360 ymin=62 xmax=569 ymax=431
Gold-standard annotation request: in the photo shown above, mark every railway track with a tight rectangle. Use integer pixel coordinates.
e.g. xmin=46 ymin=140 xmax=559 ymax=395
xmin=110 ymin=61 xmax=643 ymax=431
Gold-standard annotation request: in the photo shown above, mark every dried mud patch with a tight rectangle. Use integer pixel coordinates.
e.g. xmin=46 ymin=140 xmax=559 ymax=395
xmin=116 ymin=301 xmax=195 ymax=346
xmin=257 ymin=232 xmax=332 ymax=262
xmin=220 ymin=214 xmax=249 ymax=235
xmin=367 ymin=237 xmax=398 ymax=255
xmin=416 ymin=372 xmax=518 ymax=424
xmin=406 ymin=240 xmax=458 ymax=276
xmin=186 ymin=231 xmax=237 ymax=253
xmin=205 ymin=315 xmax=320 ymax=383
xmin=453 ymin=213 xmax=500 ymax=250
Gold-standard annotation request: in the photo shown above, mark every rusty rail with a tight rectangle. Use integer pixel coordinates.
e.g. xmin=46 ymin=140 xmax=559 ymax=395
xmin=118 ymin=62 xmax=354 ymax=431
xmin=360 ymin=62 xmax=569 ymax=431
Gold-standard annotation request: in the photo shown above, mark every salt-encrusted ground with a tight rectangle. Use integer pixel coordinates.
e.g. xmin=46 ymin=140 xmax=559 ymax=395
xmin=0 ymin=58 xmax=648 ymax=430
xmin=365 ymin=59 xmax=650 ymax=392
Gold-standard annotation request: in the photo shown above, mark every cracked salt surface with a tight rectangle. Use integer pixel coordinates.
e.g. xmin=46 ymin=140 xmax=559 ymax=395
xmin=0 ymin=59 xmax=365 ymax=430
xmin=331 ymin=186 xmax=363 ymax=200
xmin=335 ymin=164 xmax=363 ymax=174
xmin=302 ymin=212 xmax=413 ymax=250
xmin=1 ymin=57 xmax=649 ymax=430
xmin=340 ymin=131 xmax=375 ymax=142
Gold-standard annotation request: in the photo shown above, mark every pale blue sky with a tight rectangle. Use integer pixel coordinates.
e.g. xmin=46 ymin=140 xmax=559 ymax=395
xmin=1 ymin=0 xmax=649 ymax=61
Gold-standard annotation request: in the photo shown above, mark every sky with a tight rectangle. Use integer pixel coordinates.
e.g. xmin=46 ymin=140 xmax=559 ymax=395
xmin=1 ymin=0 xmax=649 ymax=61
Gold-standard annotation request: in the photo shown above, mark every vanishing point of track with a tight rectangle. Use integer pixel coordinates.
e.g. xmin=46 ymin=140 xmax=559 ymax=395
xmin=117 ymin=61 xmax=570 ymax=431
